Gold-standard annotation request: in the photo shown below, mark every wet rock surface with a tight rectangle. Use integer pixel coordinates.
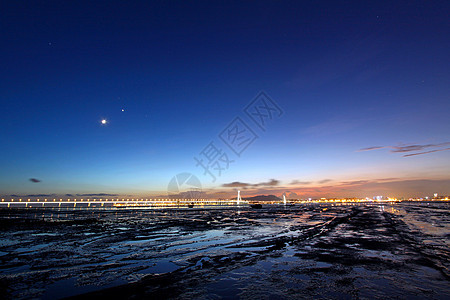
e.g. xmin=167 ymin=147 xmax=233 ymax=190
xmin=0 ymin=203 xmax=449 ymax=299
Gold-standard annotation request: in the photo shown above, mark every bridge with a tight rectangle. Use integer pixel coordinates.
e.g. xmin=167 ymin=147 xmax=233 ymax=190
xmin=0 ymin=191 xmax=252 ymax=209
xmin=0 ymin=198 xmax=247 ymax=209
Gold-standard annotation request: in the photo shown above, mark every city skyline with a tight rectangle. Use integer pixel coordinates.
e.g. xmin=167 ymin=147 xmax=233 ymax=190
xmin=1 ymin=1 xmax=449 ymax=198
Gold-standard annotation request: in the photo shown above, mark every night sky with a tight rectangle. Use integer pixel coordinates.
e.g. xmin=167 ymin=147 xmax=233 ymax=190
xmin=1 ymin=1 xmax=449 ymax=198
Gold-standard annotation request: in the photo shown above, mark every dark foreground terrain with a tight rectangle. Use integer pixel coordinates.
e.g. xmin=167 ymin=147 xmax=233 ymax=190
xmin=0 ymin=202 xmax=449 ymax=299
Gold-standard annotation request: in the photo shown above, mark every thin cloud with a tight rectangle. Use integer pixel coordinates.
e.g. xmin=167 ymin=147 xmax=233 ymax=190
xmin=14 ymin=194 xmax=55 ymax=197
xmin=358 ymin=146 xmax=385 ymax=152
xmin=391 ymin=144 xmax=433 ymax=153
xmin=318 ymin=179 xmax=332 ymax=184
xmin=375 ymin=177 xmax=401 ymax=182
xmin=339 ymin=180 xmax=370 ymax=186
xmin=222 ymin=181 xmax=252 ymax=188
xmin=359 ymin=142 xmax=450 ymax=157
xmin=391 ymin=142 xmax=450 ymax=153
xmin=260 ymin=179 xmax=279 ymax=186
xmin=222 ymin=179 xmax=280 ymax=188
xmin=289 ymin=180 xmax=311 ymax=185
xmin=403 ymin=148 xmax=450 ymax=157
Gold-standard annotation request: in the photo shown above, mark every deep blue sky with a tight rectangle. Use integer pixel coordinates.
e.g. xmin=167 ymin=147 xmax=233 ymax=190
xmin=1 ymin=1 xmax=449 ymax=198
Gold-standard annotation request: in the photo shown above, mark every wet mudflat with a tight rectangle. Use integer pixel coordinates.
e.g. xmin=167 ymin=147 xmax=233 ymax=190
xmin=0 ymin=202 xmax=448 ymax=299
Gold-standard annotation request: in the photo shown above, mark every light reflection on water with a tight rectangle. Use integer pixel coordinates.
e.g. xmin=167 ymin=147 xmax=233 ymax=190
xmin=389 ymin=202 xmax=449 ymax=246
